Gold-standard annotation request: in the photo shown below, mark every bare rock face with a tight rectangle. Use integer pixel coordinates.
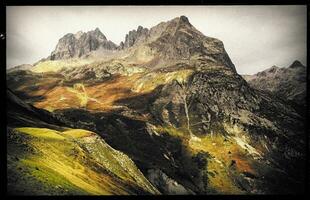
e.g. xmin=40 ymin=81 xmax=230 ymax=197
xmin=243 ymin=60 xmax=307 ymax=107
xmin=123 ymin=26 xmax=149 ymax=49
xmin=50 ymin=28 xmax=117 ymax=60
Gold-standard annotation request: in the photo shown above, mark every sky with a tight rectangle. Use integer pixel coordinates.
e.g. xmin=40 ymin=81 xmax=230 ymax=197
xmin=6 ymin=6 xmax=307 ymax=75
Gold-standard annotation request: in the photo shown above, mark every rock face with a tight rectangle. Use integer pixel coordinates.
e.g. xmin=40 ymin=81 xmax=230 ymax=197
xmin=50 ymin=28 xmax=117 ymax=60
xmin=243 ymin=60 xmax=307 ymax=107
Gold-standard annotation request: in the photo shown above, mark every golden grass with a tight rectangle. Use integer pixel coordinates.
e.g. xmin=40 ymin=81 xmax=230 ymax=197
xmin=188 ymin=134 xmax=257 ymax=194
xmin=15 ymin=127 xmax=65 ymax=140
xmin=27 ymin=68 xmax=193 ymax=115
xmin=62 ymin=129 xmax=94 ymax=138
xmin=132 ymin=69 xmax=194 ymax=93
xmin=31 ymin=59 xmax=93 ymax=73
xmin=33 ymin=74 xmax=144 ymax=112
xmin=66 ymin=83 xmax=90 ymax=108
xmin=10 ymin=127 xmax=160 ymax=195
xmin=149 ymin=125 xmax=246 ymax=194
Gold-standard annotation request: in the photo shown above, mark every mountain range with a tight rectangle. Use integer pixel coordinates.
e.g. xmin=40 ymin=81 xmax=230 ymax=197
xmin=243 ymin=61 xmax=306 ymax=110
xmin=6 ymin=16 xmax=306 ymax=195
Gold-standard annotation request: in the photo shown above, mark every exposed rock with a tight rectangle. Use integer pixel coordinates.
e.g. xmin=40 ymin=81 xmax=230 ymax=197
xmin=147 ymin=169 xmax=194 ymax=195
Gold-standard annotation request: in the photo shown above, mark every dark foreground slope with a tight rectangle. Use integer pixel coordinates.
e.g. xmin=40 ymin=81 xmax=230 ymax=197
xmin=7 ymin=89 xmax=159 ymax=195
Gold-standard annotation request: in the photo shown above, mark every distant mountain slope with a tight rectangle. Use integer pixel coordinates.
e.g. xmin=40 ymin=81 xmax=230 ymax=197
xmin=6 ymin=64 xmax=33 ymax=73
xmin=243 ymin=60 xmax=306 ymax=106
xmin=7 ymin=89 xmax=159 ymax=195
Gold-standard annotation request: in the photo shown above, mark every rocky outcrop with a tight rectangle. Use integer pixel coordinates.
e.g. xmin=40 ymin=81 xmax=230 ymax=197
xmin=50 ymin=28 xmax=117 ymax=60
xmin=147 ymin=169 xmax=193 ymax=194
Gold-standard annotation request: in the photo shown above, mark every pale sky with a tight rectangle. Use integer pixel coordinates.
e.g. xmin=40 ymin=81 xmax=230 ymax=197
xmin=6 ymin=6 xmax=307 ymax=75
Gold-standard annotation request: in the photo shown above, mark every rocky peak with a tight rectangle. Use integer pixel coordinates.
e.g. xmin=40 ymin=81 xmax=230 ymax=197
xmin=89 ymin=27 xmax=107 ymax=40
xmin=50 ymin=28 xmax=117 ymax=60
xmin=74 ymin=31 xmax=84 ymax=39
xmin=267 ymin=65 xmax=279 ymax=73
xmin=289 ymin=60 xmax=304 ymax=69
xmin=180 ymin=15 xmax=189 ymax=23
xmin=123 ymin=26 xmax=149 ymax=49
xmin=170 ymin=15 xmax=192 ymax=28
xmin=145 ymin=15 xmax=236 ymax=71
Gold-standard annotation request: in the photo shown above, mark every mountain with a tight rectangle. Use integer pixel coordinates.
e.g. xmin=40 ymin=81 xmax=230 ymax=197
xmin=29 ymin=16 xmax=235 ymax=74
xmin=50 ymin=28 xmax=118 ymax=60
xmin=243 ymin=61 xmax=307 ymax=108
xmin=6 ymin=16 xmax=306 ymax=195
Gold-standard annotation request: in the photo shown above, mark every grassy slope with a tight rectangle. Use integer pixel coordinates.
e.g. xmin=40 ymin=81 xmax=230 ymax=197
xmin=7 ymin=127 xmax=159 ymax=195
xmin=8 ymin=68 xmax=252 ymax=194
xmin=31 ymin=60 xmax=94 ymax=73
xmin=32 ymin=69 xmax=193 ymax=113
xmin=9 ymin=62 xmax=299 ymax=194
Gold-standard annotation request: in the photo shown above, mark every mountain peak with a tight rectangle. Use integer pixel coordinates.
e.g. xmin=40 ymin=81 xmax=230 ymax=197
xmin=50 ymin=28 xmax=117 ymax=60
xmin=266 ymin=65 xmax=279 ymax=73
xmin=74 ymin=31 xmax=84 ymax=39
xmin=179 ymin=15 xmax=189 ymax=23
xmin=169 ymin=15 xmax=191 ymax=27
xmin=289 ymin=60 xmax=304 ymax=69
xmin=122 ymin=26 xmax=149 ymax=48
xmin=89 ymin=27 xmax=106 ymax=40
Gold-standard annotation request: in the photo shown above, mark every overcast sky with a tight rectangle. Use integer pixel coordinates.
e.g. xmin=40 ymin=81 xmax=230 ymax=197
xmin=6 ymin=6 xmax=307 ymax=74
